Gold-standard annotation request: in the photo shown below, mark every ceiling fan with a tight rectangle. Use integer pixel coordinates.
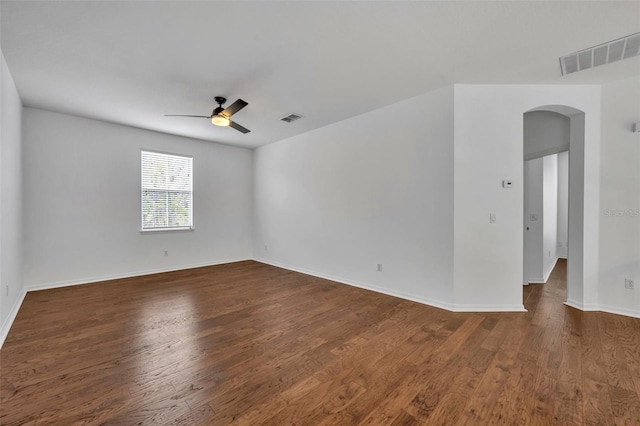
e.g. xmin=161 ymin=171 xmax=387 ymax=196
xmin=165 ymin=96 xmax=250 ymax=133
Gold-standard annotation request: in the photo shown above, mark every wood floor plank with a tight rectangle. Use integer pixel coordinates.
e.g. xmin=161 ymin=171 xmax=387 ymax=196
xmin=458 ymin=314 xmax=530 ymax=424
xmin=2 ymin=259 xmax=640 ymax=424
xmin=554 ymin=309 xmax=585 ymax=425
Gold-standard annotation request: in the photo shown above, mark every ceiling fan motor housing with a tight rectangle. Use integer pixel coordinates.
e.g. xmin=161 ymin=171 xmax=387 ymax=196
xmin=213 ymin=97 xmax=227 ymax=117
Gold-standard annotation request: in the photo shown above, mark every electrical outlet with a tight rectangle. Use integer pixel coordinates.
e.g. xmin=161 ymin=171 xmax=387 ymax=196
xmin=377 ymin=264 xmax=383 ymax=272
xmin=264 ymin=245 xmax=268 ymax=251
xmin=164 ymin=250 xmax=169 ymax=257
xmin=625 ymin=278 xmax=635 ymax=290
xmin=5 ymin=285 xmax=8 ymax=296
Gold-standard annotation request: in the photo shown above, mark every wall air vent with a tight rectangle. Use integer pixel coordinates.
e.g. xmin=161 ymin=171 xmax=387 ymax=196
xmin=280 ymin=113 xmax=303 ymax=123
xmin=560 ymin=32 xmax=640 ymax=76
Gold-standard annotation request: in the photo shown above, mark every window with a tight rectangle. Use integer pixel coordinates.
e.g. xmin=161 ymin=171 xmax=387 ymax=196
xmin=141 ymin=150 xmax=193 ymax=231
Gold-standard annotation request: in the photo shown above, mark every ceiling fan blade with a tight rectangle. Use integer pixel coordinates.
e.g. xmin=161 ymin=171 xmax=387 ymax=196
xmin=164 ymin=114 xmax=210 ymax=118
xmin=222 ymin=99 xmax=248 ymax=117
xmin=229 ymin=120 xmax=251 ymax=134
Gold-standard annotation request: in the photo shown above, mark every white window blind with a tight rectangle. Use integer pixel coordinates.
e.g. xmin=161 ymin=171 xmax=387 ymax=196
xmin=141 ymin=150 xmax=193 ymax=230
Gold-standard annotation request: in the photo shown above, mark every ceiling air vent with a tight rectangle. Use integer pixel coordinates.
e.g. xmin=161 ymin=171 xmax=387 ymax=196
xmin=280 ymin=113 xmax=303 ymax=123
xmin=559 ymin=32 xmax=640 ymax=76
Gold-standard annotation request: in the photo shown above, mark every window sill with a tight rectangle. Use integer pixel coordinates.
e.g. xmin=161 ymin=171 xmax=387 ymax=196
xmin=140 ymin=227 xmax=194 ymax=234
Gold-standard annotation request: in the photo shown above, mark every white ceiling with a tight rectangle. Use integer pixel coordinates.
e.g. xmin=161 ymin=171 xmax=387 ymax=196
xmin=1 ymin=1 xmax=639 ymax=149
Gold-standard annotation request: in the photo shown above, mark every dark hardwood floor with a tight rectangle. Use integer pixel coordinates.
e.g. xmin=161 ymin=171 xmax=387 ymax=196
xmin=2 ymin=259 xmax=640 ymax=425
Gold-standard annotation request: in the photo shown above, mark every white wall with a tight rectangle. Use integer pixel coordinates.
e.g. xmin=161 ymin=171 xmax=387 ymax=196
xmin=524 ymin=111 xmax=570 ymax=160
xmin=253 ymin=86 xmax=455 ymax=309
xmin=453 ymin=84 xmax=600 ymax=311
xmin=255 ymin=83 xmax=601 ymax=313
xmin=23 ymin=108 xmax=253 ymax=289
xmin=524 ymin=155 xmax=558 ymax=284
xmin=523 ymin=154 xmax=558 ymax=284
xmin=566 ymin=112 xmax=587 ymax=307
xmin=0 ymin=52 xmax=25 ymax=346
xmin=599 ymin=76 xmax=640 ymax=318
xmin=523 ymin=158 xmax=543 ymax=284
xmin=542 ymin=154 xmax=558 ymax=279
xmin=557 ymin=151 xmax=569 ymax=258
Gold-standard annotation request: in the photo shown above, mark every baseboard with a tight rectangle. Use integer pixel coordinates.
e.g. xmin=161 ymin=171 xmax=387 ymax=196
xmin=565 ymin=299 xmax=602 ymax=311
xmin=527 ymin=257 xmax=560 ymax=284
xmin=597 ymin=304 xmax=640 ymax=319
xmin=253 ymin=257 xmax=458 ymax=311
xmin=450 ymin=303 xmax=527 ymax=313
xmin=26 ymin=257 xmax=251 ymax=292
xmin=0 ymin=286 xmax=27 ymax=349
xmin=565 ymin=300 xmax=639 ymax=319
xmin=8 ymin=257 xmax=637 ymax=351
xmin=253 ymin=257 xmax=526 ymax=313
xmin=564 ymin=299 xmax=586 ymax=311
xmin=543 ymin=257 xmax=559 ymax=283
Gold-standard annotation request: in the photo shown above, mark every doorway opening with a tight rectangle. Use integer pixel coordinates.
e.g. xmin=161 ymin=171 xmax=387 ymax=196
xmin=523 ymin=151 xmax=568 ymax=285
xmin=523 ymin=106 xmax=586 ymax=306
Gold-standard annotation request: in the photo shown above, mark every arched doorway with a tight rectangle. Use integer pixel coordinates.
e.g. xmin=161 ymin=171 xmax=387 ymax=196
xmin=524 ymin=105 xmax=585 ymax=306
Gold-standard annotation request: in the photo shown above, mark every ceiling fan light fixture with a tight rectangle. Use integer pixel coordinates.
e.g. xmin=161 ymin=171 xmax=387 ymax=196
xmin=166 ymin=96 xmax=249 ymax=133
xmin=211 ymin=114 xmax=230 ymax=127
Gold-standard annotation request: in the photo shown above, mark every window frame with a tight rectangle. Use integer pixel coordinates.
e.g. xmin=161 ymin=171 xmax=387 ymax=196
xmin=140 ymin=149 xmax=194 ymax=232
